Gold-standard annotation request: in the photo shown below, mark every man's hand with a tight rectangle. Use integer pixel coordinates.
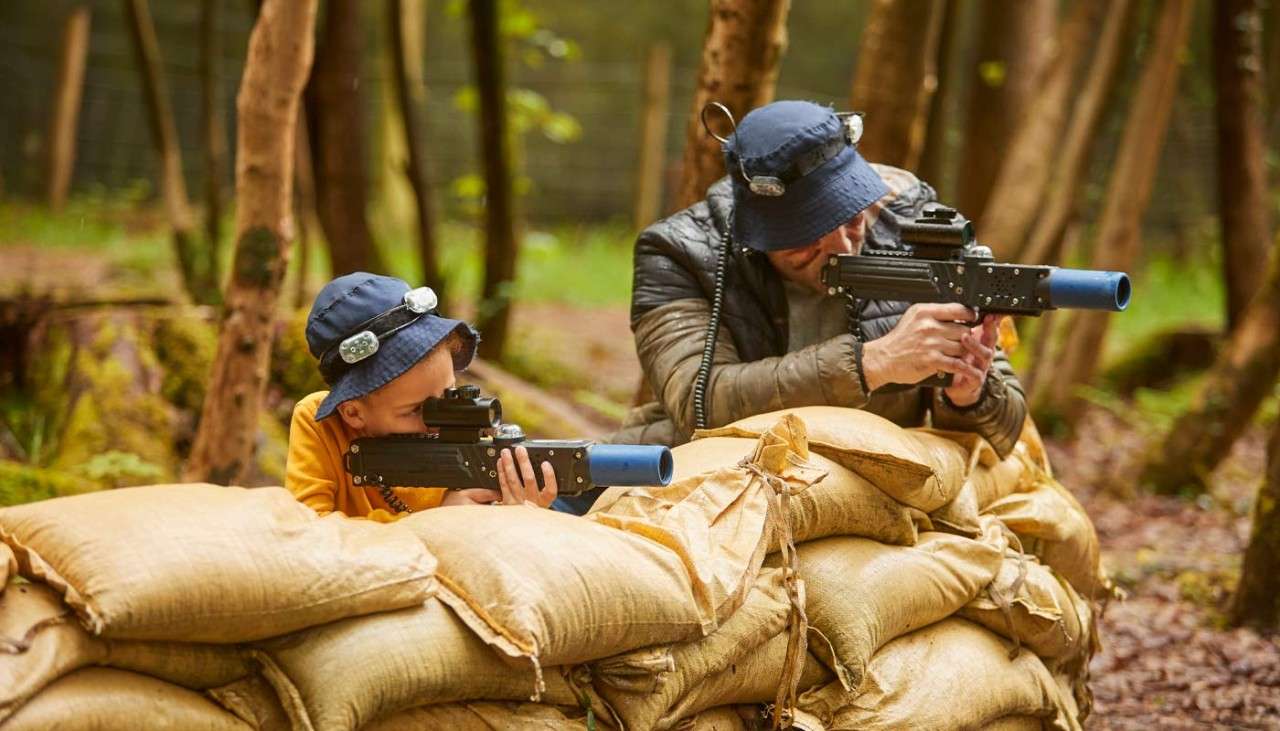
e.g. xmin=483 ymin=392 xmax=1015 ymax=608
xmin=440 ymin=488 xmax=502 ymax=507
xmin=943 ymin=314 xmax=1001 ymax=407
xmin=496 ymin=446 xmax=558 ymax=508
xmin=861 ymin=303 xmax=987 ymax=392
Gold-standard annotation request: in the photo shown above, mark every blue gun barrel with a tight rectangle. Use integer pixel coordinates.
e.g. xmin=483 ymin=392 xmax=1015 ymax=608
xmin=1040 ymin=269 xmax=1131 ymax=311
xmin=587 ymin=444 xmax=674 ymax=487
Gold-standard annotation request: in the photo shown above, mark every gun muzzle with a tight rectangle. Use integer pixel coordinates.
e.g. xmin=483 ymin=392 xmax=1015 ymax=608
xmin=587 ymin=444 xmax=674 ymax=487
xmin=1039 ymin=269 xmax=1131 ymax=311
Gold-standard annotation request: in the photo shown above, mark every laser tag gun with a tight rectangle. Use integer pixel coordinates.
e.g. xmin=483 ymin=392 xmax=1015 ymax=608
xmin=820 ymin=205 xmax=1131 ymax=387
xmin=343 ymin=385 xmax=673 ymax=496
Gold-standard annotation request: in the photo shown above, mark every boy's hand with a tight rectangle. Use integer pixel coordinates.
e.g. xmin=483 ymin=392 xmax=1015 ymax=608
xmin=440 ymin=488 xmax=502 ymax=507
xmin=497 ymin=446 xmax=558 ymax=508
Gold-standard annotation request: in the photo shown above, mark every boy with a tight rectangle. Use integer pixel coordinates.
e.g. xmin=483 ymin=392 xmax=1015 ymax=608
xmin=286 ymin=272 xmax=558 ymax=521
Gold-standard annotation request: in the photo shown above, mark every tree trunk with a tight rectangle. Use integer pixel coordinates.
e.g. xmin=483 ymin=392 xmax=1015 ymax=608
xmin=47 ymin=5 xmax=91 ymax=212
xmin=124 ymin=0 xmax=220 ymax=306
xmin=1141 ymin=233 xmax=1280 ymax=495
xmin=469 ymin=0 xmax=518 ymax=361
xmin=849 ymin=0 xmax=946 ymax=170
xmin=388 ymin=0 xmax=444 ymax=299
xmin=305 ymin=0 xmax=385 ymax=277
xmin=1038 ymin=0 xmax=1196 ymax=425
xmin=184 ymin=0 xmax=317 ymax=485
xmin=917 ymin=0 xmax=962 ymax=198
xmin=634 ymin=42 xmax=672 ymax=230
xmin=1214 ymin=0 xmax=1273 ymax=332
xmin=979 ymin=0 xmax=1107 ymax=259
xmin=292 ymin=109 xmax=319 ymax=310
xmin=955 ymin=0 xmax=1057 ymax=224
xmin=1230 ymin=403 xmax=1280 ymax=631
xmin=674 ymin=0 xmax=790 ymax=210
xmin=1268 ymin=0 xmax=1280 ymax=135
xmin=1021 ymin=1 xmax=1135 ymax=267
xmin=200 ymin=0 xmax=227 ymax=290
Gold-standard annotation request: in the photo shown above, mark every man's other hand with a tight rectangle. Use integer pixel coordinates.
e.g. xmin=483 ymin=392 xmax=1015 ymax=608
xmin=861 ymin=303 xmax=987 ymax=393
xmin=943 ymin=314 xmax=1001 ymax=407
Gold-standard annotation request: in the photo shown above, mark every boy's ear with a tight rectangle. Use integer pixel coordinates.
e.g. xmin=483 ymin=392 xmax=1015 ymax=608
xmin=337 ymin=400 xmax=366 ymax=431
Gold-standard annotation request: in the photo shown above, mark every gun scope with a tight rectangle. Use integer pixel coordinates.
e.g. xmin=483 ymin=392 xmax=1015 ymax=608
xmin=421 ymin=385 xmax=501 ymax=429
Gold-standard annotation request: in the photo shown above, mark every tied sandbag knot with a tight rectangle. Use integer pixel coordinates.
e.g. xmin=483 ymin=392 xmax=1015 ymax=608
xmin=985 ymin=523 xmax=1030 ymax=660
xmin=739 ymin=457 xmax=812 ymax=731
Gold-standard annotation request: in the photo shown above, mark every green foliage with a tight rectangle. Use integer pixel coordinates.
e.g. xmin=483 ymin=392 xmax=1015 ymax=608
xmin=270 ymin=308 xmax=328 ymax=403
xmin=74 ymin=450 xmax=165 ymax=488
xmin=0 ymin=459 xmax=100 ymax=506
xmin=152 ymin=314 xmax=217 ymax=413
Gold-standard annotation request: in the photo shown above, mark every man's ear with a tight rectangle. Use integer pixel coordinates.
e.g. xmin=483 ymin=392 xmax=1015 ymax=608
xmin=337 ymin=400 xmax=366 ymax=432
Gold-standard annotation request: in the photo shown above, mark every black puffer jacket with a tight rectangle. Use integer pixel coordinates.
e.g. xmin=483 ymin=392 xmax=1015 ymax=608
xmin=613 ymin=166 xmax=1027 ymax=457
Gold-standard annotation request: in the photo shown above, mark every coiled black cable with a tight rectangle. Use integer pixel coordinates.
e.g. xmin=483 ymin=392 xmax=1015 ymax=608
xmin=693 ymin=229 xmax=733 ymax=430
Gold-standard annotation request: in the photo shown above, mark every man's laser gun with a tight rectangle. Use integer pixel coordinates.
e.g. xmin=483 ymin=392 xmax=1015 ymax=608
xmin=821 ymin=206 xmax=1132 ymax=317
xmin=343 ymin=385 xmax=673 ymax=496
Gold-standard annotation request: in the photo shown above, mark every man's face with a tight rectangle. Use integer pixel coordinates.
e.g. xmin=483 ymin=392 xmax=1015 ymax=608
xmin=765 ymin=211 xmax=867 ymax=293
xmin=337 ymin=346 xmax=456 ymax=437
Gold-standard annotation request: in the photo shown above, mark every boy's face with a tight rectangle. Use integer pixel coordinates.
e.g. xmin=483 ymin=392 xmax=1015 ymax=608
xmin=337 ymin=346 xmax=456 ymax=436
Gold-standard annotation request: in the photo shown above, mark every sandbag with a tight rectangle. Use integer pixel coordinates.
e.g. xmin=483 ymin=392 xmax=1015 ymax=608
xmin=0 ymin=580 xmax=251 ymax=723
xmin=252 ymin=596 xmax=610 ymax=731
xmin=0 ymin=543 xmax=13 ymax=589
xmin=983 ymin=478 xmax=1111 ymax=600
xmin=982 ymin=717 xmax=1046 ymax=730
xmin=797 ymin=619 xmax=1081 ymax=731
xmin=0 ymin=484 xmax=437 ymax=641
xmin=401 ymin=504 xmax=708 ymax=673
xmin=363 ymin=702 xmax=594 ymax=731
xmin=781 ymin=528 xmax=1003 ymax=692
xmin=604 ymin=435 xmax=927 ymax=549
xmin=208 ymin=675 xmax=292 ymax=731
xmin=696 ymin=406 xmax=975 ymax=511
xmin=959 ymin=548 xmax=1095 ymax=671
xmin=680 ymin=706 xmax=752 ymax=730
xmin=593 ymin=569 xmax=791 ymax=731
xmin=4 ymin=667 xmax=252 ymax=731
xmin=662 ymin=633 xmax=834 ymax=727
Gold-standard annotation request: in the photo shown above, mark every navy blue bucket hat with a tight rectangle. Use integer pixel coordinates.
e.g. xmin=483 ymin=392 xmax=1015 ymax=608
xmin=724 ymin=100 xmax=889 ymax=252
xmin=306 ymin=272 xmax=478 ymax=420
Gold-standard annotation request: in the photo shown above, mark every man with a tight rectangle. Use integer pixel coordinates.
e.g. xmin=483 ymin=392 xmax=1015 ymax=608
xmin=616 ymin=100 xmax=1026 ymax=458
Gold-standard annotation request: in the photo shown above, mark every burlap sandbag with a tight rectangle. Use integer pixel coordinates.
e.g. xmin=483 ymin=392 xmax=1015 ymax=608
xmin=781 ymin=528 xmax=1004 ymax=693
xmin=681 ymin=706 xmax=752 ymax=730
xmin=959 ymin=548 xmax=1095 ymax=671
xmin=695 ymin=406 xmax=975 ymax=511
xmin=0 ymin=484 xmax=437 ymax=641
xmin=252 ymin=596 xmax=612 ymax=731
xmin=797 ymin=619 xmax=1082 ymax=731
xmin=984 ymin=717 xmax=1048 ymax=730
xmin=363 ymin=701 xmax=595 ymax=731
xmin=0 ymin=580 xmax=251 ymax=723
xmin=0 ymin=543 xmax=13 ymax=590
xmin=983 ymin=478 xmax=1111 ymax=600
xmin=4 ymin=667 xmax=252 ymax=731
xmin=606 ymin=435 xmax=927 ymax=549
xmin=593 ymin=569 xmax=791 ymax=731
xmin=208 ymin=675 xmax=292 ymax=731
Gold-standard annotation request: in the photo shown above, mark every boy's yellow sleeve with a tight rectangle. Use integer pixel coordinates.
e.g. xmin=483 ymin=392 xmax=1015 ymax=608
xmin=285 ymin=397 xmax=339 ymax=516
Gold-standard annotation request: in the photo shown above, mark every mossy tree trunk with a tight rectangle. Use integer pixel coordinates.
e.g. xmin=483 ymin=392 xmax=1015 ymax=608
xmin=185 ymin=0 xmax=318 ymax=485
xmin=123 ymin=0 xmax=221 ymax=306
xmin=849 ymin=0 xmax=946 ymax=171
xmin=955 ymin=0 xmax=1057 ymax=224
xmin=1214 ymin=0 xmax=1273 ymax=332
xmin=675 ymin=0 xmax=790 ymax=210
xmin=47 ymin=5 xmax=91 ymax=212
xmin=1036 ymin=0 xmax=1196 ymax=426
xmin=1230 ymin=411 xmax=1280 ymax=631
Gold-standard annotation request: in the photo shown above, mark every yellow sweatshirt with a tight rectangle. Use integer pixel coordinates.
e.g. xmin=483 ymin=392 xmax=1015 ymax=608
xmin=285 ymin=391 xmax=446 ymax=521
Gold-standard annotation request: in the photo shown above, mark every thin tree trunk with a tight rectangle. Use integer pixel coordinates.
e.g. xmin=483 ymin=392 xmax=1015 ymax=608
xmin=124 ymin=0 xmax=220 ymax=305
xmin=917 ymin=0 xmax=961 ymax=198
xmin=47 ymin=5 xmax=91 ymax=212
xmin=1038 ymin=0 xmax=1196 ymax=425
xmin=292 ymin=109 xmax=318 ymax=310
xmin=956 ymin=0 xmax=1057 ymax=223
xmin=306 ymin=0 xmax=385 ymax=277
xmin=1021 ymin=0 xmax=1135 ymax=267
xmin=850 ymin=0 xmax=946 ymax=170
xmin=634 ymin=42 xmax=672 ymax=230
xmin=980 ymin=0 xmax=1106 ymax=259
xmin=1215 ymin=0 xmax=1273 ymax=332
xmin=201 ymin=0 xmax=227 ymax=289
xmin=184 ymin=0 xmax=317 ymax=485
xmin=1141 ymin=233 xmax=1280 ymax=496
xmin=1268 ymin=0 xmax=1280 ymax=135
xmin=1230 ymin=401 xmax=1280 ymax=631
xmin=675 ymin=0 xmax=790 ymax=210
xmin=469 ymin=0 xmax=518 ymax=361
xmin=388 ymin=0 xmax=444 ymax=299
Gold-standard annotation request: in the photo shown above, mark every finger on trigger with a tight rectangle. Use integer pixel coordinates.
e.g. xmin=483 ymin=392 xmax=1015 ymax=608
xmin=539 ymin=461 xmax=558 ymax=503
xmin=498 ymin=449 xmax=518 ymax=505
xmin=515 ymin=446 xmax=538 ymax=495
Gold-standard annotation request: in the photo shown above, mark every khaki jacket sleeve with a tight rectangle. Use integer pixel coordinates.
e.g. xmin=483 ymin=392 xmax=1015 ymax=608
xmin=634 ymin=299 xmax=871 ymax=442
